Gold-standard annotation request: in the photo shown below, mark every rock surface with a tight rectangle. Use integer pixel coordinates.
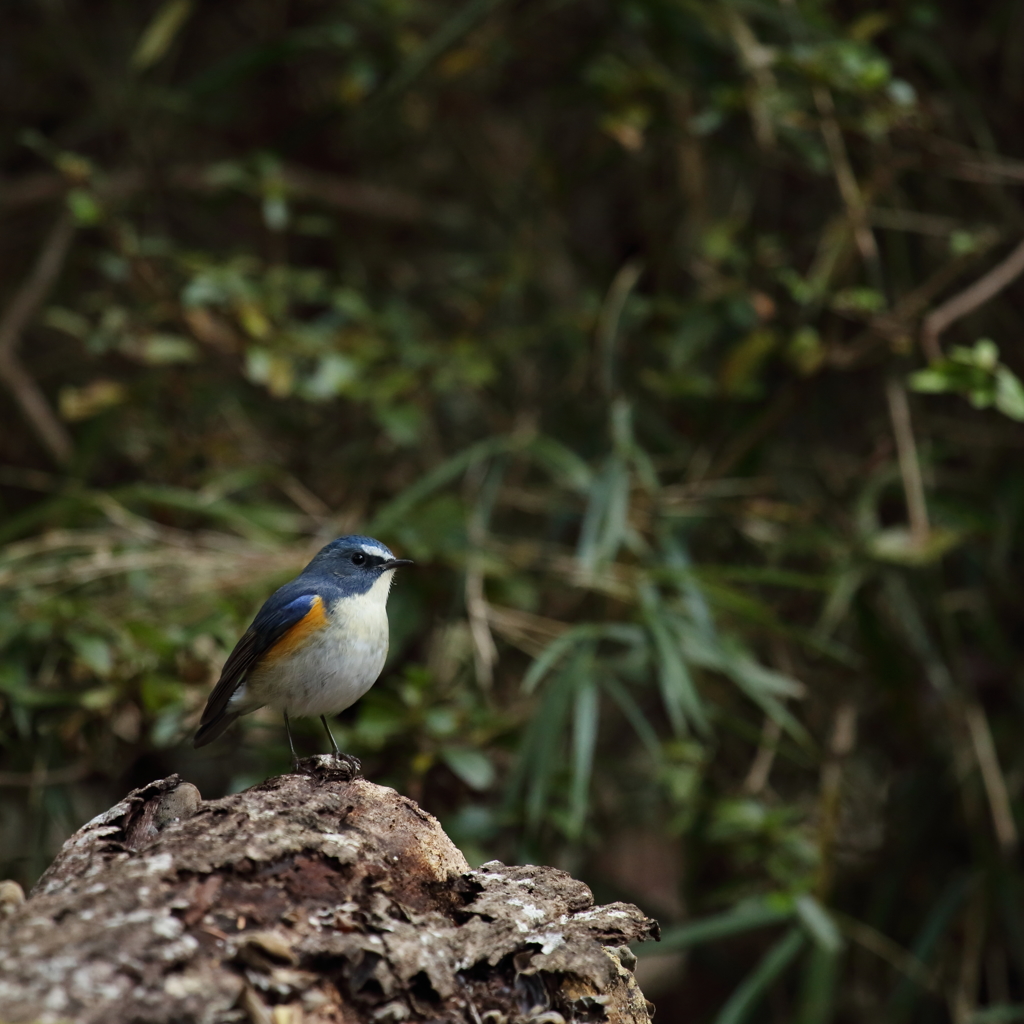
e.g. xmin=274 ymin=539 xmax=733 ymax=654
xmin=0 ymin=758 xmax=659 ymax=1023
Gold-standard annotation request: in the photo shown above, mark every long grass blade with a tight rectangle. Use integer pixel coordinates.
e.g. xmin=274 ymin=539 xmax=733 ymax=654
xmin=886 ymin=871 xmax=974 ymax=1018
xmin=654 ymin=899 xmax=795 ymax=952
xmin=796 ymin=944 xmax=840 ymax=1024
xmin=600 ymin=675 xmax=661 ymax=760
xmin=371 ymin=435 xmax=514 ymax=533
xmin=643 ymin=597 xmax=708 ymax=736
xmin=713 ymin=927 xmax=806 ymax=1024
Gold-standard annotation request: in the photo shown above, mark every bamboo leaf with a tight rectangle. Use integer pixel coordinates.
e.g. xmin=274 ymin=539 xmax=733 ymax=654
xmin=601 ymin=675 xmax=661 ymax=760
xmin=886 ymin=872 xmax=974 ymax=1017
xmin=796 ymin=895 xmax=844 ymax=953
xmin=796 ymin=944 xmax=840 ymax=1024
xmin=131 ymin=0 xmax=194 ymax=72
xmin=371 ymin=435 xmax=515 ymax=534
xmin=644 ymin=601 xmax=708 ymax=736
xmin=568 ymin=675 xmax=599 ymax=836
xmin=526 ymin=436 xmax=593 ymax=492
xmin=654 ymin=898 xmax=796 ymax=952
xmin=714 ymin=927 xmax=806 ymax=1024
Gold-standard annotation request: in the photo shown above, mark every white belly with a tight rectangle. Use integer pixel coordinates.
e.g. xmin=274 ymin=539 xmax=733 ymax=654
xmin=237 ymin=582 xmax=392 ymax=718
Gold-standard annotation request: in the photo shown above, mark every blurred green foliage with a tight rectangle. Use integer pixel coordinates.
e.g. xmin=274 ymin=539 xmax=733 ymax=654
xmin=3 ymin=0 xmax=1024 ymax=1020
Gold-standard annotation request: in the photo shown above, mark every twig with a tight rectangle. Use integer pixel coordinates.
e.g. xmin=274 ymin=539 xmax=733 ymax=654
xmin=376 ymin=0 xmax=505 ymax=101
xmin=463 ymin=460 xmax=500 ymax=689
xmin=0 ymin=213 xmax=76 ymax=464
xmin=0 ymin=465 xmax=58 ymax=491
xmin=487 ymin=604 xmax=568 ymax=658
xmin=834 ymin=912 xmax=938 ymax=992
xmin=0 ymin=164 xmax=424 ymax=223
xmin=828 ymin=234 xmax=1001 ymax=369
xmin=964 ymin=702 xmax=1018 ymax=852
xmin=0 ymin=762 xmax=88 ymax=787
xmin=868 ymin=207 xmax=977 ymax=237
xmin=743 ymin=641 xmax=795 ymax=794
xmin=278 ymin=166 xmax=423 ymax=222
xmin=815 ymin=702 xmax=857 ymax=900
xmin=743 ymin=715 xmax=782 ymax=795
xmin=886 ymin=378 xmax=930 ymax=547
xmin=920 ymin=236 xmax=1024 ymax=362
xmin=813 ymin=86 xmax=882 ymax=283
xmin=725 ymin=9 xmax=777 ymax=148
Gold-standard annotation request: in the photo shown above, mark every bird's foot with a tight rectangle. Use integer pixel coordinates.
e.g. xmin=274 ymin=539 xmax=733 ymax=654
xmin=291 ymin=752 xmax=362 ymax=782
xmin=331 ymin=751 xmax=362 ymax=779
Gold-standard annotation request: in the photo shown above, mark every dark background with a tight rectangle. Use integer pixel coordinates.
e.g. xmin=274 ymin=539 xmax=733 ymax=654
xmin=3 ymin=1 xmax=1024 ymax=1020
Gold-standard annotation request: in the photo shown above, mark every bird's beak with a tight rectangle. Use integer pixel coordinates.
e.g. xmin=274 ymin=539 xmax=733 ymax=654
xmin=382 ymin=558 xmax=414 ymax=570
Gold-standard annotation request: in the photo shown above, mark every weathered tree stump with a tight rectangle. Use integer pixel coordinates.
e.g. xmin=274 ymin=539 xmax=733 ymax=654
xmin=0 ymin=758 xmax=659 ymax=1023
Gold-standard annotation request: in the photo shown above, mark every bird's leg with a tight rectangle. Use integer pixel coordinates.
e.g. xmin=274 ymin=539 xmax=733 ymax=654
xmin=320 ymin=714 xmax=341 ymax=757
xmin=320 ymin=714 xmax=362 ymax=778
xmin=283 ymin=711 xmax=299 ymax=770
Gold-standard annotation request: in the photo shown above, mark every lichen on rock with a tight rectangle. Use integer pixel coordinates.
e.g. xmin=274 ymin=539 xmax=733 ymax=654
xmin=0 ymin=757 xmax=659 ymax=1023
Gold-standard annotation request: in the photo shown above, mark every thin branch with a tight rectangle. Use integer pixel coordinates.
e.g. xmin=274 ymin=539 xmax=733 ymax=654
xmin=921 ymin=236 xmax=1024 ymax=362
xmin=743 ymin=715 xmax=782 ymax=795
xmin=815 ymin=702 xmax=857 ymax=900
xmin=0 ymin=164 xmax=424 ymax=223
xmin=377 ymin=0 xmax=505 ymax=101
xmin=744 ymin=641 xmax=794 ymax=794
xmin=465 ymin=465 xmax=499 ymax=689
xmin=868 ymin=207 xmax=977 ymax=237
xmin=964 ymin=702 xmax=1018 ymax=853
xmin=0 ymin=762 xmax=88 ymax=787
xmin=725 ymin=9 xmax=778 ymax=149
xmin=827 ymin=233 xmax=1001 ymax=369
xmin=835 ymin=912 xmax=939 ymax=993
xmin=813 ymin=86 xmax=882 ymax=283
xmin=886 ymin=378 xmax=930 ymax=546
xmin=0 ymin=213 xmax=76 ymax=464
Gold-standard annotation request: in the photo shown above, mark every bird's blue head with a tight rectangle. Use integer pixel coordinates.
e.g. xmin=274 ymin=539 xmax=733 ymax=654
xmin=303 ymin=535 xmax=413 ymax=596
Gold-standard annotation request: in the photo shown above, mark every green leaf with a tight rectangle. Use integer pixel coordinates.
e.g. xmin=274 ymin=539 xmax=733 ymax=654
xmin=131 ymin=0 xmax=194 ymax=71
xmin=371 ymin=435 xmax=515 ymax=534
xmin=525 ymin=670 xmax=576 ymax=827
xmin=526 ymin=436 xmax=593 ymax=492
xmin=796 ymin=944 xmax=841 ymax=1024
xmin=68 ymin=633 xmax=113 ymax=677
xmin=577 ymin=456 xmax=630 ymax=573
xmin=996 ymin=366 xmax=1024 ymax=420
xmin=66 ymin=188 xmax=102 ymax=226
xmin=642 ymin=590 xmax=708 ymax=736
xmin=600 ymin=674 xmax=661 ymax=759
xmin=568 ymin=678 xmax=599 ymax=836
xmin=886 ymin=872 xmax=973 ymax=1017
xmin=795 ymin=894 xmax=844 ymax=953
xmin=441 ymin=747 xmax=495 ymax=790
xmin=654 ymin=898 xmax=795 ymax=952
xmin=713 ymin=927 xmax=806 ymax=1024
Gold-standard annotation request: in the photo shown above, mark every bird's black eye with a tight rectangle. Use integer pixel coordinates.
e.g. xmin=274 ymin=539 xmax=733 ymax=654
xmin=351 ymin=552 xmax=366 ymax=566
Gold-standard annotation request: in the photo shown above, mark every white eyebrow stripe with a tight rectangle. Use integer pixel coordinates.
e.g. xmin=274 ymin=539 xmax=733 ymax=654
xmin=360 ymin=543 xmax=392 ymax=559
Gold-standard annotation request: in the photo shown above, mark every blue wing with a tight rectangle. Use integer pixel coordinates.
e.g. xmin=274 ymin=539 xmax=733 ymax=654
xmin=193 ymin=590 xmax=322 ymax=748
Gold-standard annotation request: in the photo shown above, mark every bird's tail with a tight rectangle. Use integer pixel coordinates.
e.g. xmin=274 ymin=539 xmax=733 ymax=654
xmin=193 ymin=710 xmax=240 ymax=749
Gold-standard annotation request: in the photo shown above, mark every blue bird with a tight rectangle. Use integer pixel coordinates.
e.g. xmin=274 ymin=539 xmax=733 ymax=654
xmin=193 ymin=535 xmax=413 ymax=764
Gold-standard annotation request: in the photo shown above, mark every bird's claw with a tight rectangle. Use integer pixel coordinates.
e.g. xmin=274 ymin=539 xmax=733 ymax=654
xmin=331 ymin=751 xmax=362 ymax=778
xmin=291 ymin=752 xmax=362 ymax=781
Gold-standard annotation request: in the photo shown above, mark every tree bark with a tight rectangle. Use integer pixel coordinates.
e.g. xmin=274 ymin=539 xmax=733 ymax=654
xmin=0 ymin=758 xmax=659 ymax=1024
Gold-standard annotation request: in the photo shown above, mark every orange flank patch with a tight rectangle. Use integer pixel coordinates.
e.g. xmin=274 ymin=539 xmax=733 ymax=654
xmin=262 ymin=596 xmax=328 ymax=663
